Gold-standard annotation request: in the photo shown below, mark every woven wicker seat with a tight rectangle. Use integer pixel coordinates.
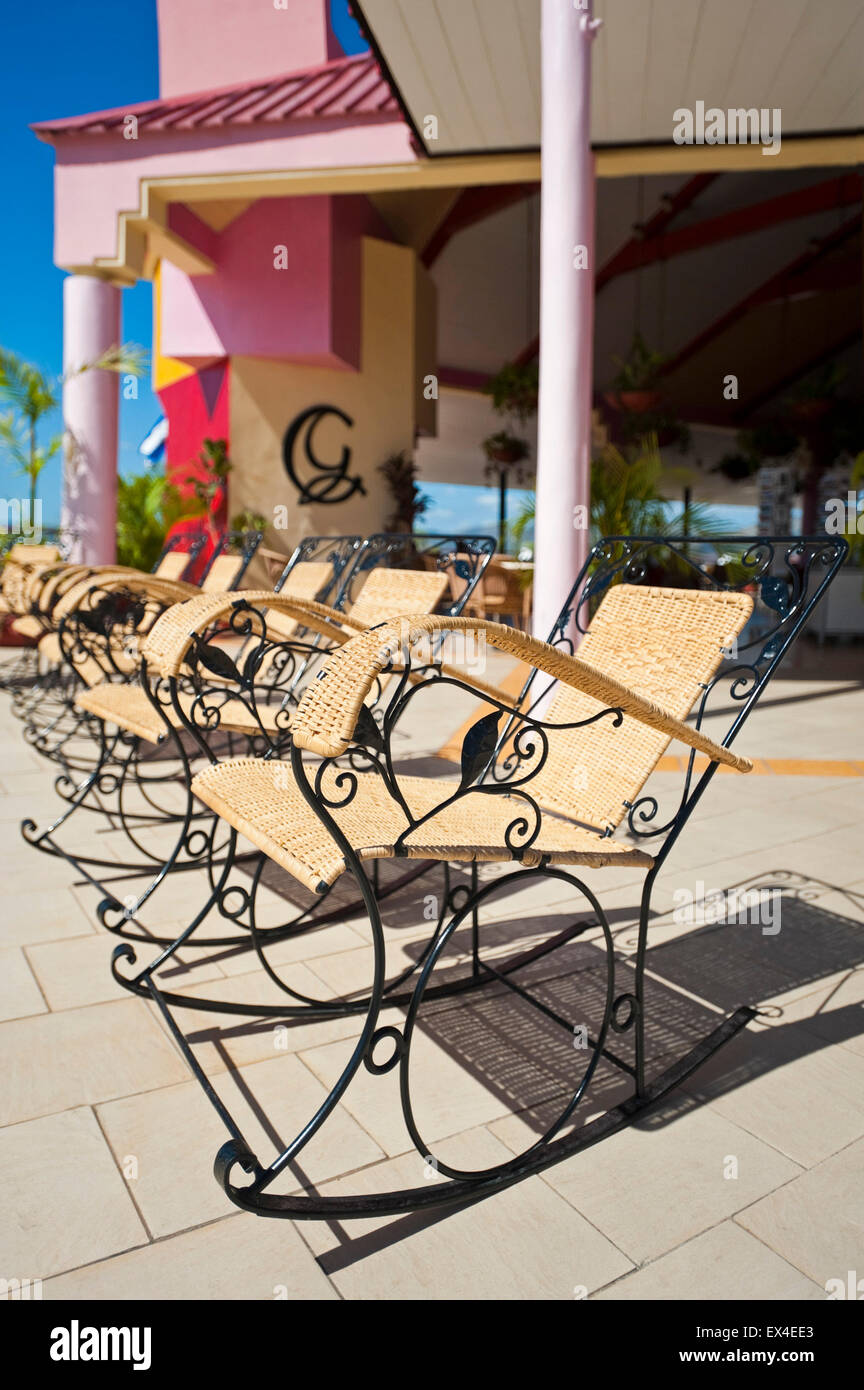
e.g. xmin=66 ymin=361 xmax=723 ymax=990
xmin=192 ymin=758 xmax=654 ymax=894
xmin=75 ymin=679 xmax=286 ymax=742
xmin=290 ymin=594 xmax=754 ymax=773
xmin=247 ymin=560 xmax=352 ymax=642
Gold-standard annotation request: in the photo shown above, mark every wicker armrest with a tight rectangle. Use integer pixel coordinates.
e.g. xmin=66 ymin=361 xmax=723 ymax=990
xmin=291 ymin=614 xmax=753 ymax=772
xmin=141 ymin=590 xmax=366 ymax=678
xmin=29 ymin=562 xmax=87 ymax=601
xmin=51 ymin=570 xmax=196 ymax=623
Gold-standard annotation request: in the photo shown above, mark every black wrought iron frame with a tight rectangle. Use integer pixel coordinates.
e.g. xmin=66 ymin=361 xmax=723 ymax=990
xmin=197 ymin=526 xmax=263 ymax=588
xmin=151 ymin=529 xmax=207 ymax=579
xmin=20 ymin=532 xmax=496 ymax=944
xmin=330 ymin=531 xmax=497 ymax=616
xmin=107 ymin=535 xmax=849 ymax=1220
xmin=269 ymin=533 xmax=362 ymax=598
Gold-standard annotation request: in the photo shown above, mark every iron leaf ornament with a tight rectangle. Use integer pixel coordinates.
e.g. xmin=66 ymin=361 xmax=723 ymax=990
xmin=351 ymin=702 xmax=385 ymax=754
xmin=460 ymin=710 xmax=502 ymax=788
xmin=189 ymin=632 xmax=243 ymax=685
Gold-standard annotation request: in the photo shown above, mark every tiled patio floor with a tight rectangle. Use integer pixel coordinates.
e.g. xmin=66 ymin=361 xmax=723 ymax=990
xmin=1 ymin=649 xmax=862 ymax=1300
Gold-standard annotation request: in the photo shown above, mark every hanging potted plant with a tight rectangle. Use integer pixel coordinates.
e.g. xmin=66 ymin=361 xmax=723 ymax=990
xmin=481 ymin=362 xmax=538 ymax=467
xmin=605 ymin=331 xmax=666 ymax=413
xmin=715 ymin=452 xmax=760 ymax=483
xmin=483 ymin=361 xmax=539 ymax=421
xmin=713 ymin=423 xmax=798 ymax=485
xmin=480 ymin=361 xmax=538 ymax=551
xmin=483 ymin=431 xmax=530 ymax=467
xmin=787 ymin=363 xmax=846 ymax=424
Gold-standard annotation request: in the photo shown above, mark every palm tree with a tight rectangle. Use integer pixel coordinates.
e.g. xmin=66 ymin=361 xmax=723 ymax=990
xmin=511 ymin=435 xmax=727 ymax=551
xmin=0 ymin=344 xmax=147 ymax=516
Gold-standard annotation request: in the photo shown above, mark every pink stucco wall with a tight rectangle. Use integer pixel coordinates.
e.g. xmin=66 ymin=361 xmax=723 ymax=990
xmin=159 ymin=194 xmax=393 ymax=367
xmin=50 ymin=120 xmax=415 ymax=268
xmin=156 ymin=0 xmax=340 ymax=98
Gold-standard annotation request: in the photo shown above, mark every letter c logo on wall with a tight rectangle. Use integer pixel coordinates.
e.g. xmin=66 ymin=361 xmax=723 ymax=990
xmin=282 ymin=405 xmax=366 ymax=506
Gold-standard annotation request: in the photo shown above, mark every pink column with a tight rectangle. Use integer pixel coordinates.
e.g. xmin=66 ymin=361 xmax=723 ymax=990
xmin=533 ymin=0 xmax=601 ymax=642
xmin=61 ymin=275 xmax=121 ymax=564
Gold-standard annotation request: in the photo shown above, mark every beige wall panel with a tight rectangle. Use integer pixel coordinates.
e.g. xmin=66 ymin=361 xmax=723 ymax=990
xmin=229 ymin=237 xmax=420 ymax=574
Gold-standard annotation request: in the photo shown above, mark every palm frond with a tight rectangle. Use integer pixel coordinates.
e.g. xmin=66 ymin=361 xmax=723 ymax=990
xmin=0 ymin=412 xmax=31 ymax=471
xmin=0 ymin=349 xmax=59 ymax=421
xmin=80 ymin=343 xmax=149 ymax=378
xmin=510 ymin=434 xmax=734 ymax=553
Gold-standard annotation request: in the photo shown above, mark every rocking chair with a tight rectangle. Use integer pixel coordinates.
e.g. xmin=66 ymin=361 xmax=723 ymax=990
xmin=22 ymin=534 xmax=495 ymax=941
xmin=110 ymin=535 xmax=848 ymax=1220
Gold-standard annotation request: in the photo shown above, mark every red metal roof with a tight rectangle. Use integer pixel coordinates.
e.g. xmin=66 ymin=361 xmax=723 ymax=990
xmin=32 ymin=51 xmax=399 ymax=139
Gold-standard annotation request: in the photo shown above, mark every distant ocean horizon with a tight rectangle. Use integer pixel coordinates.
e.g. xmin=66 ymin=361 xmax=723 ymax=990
xmin=420 ymin=481 xmax=802 ymax=542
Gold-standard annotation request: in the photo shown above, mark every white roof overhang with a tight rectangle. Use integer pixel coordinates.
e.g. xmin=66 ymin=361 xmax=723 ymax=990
xmin=355 ymin=0 xmax=864 ymax=157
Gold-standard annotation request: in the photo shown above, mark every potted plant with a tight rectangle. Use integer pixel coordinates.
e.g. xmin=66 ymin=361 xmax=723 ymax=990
xmin=184 ymin=437 xmax=232 ymax=541
xmin=481 ymin=362 xmax=538 ymax=469
xmin=715 ymin=452 xmax=760 ymax=482
xmin=116 ymin=470 xmax=197 ymax=572
xmin=787 ymin=363 xmax=846 ymax=423
xmin=483 ymin=431 xmax=530 ymax=467
xmin=605 ymin=332 xmax=666 ymax=413
xmin=378 ymin=451 xmax=429 ymax=533
xmin=483 ymin=361 xmax=539 ymax=422
xmin=481 ymin=361 xmax=538 ymax=551
xmin=712 ymin=423 xmax=798 ymax=490
xmin=230 ymin=508 xmax=267 ymax=535
xmin=511 ymin=434 xmax=728 ymax=584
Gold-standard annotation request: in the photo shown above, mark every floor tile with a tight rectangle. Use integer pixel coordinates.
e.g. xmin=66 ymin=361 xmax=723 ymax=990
xmin=0 ymin=946 xmax=47 ymax=1021
xmin=493 ymin=1104 xmax=801 ymax=1264
xmin=303 ymin=1126 xmax=633 ymax=1299
xmin=0 ymin=1000 xmax=190 ymax=1125
xmin=145 ymin=966 xmax=363 ymax=1076
xmin=26 ymin=934 xmax=224 ymax=1012
xmin=300 ymin=1015 xmax=516 ymax=1157
xmin=593 ymin=1220 xmax=823 ymax=1300
xmin=684 ymin=1025 xmax=864 ymax=1168
xmin=0 ymin=1108 xmax=146 ymax=1281
xmin=96 ymin=1054 xmax=384 ymax=1239
xmin=0 ymin=885 xmax=95 ymax=947
xmin=44 ymin=1213 xmax=336 ymax=1300
xmin=736 ymin=1137 xmax=864 ymax=1292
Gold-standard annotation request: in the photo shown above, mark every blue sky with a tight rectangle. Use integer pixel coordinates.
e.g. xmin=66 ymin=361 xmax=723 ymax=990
xmin=0 ymin=0 xmax=366 ymax=526
xmin=423 ymin=481 xmax=531 ymax=542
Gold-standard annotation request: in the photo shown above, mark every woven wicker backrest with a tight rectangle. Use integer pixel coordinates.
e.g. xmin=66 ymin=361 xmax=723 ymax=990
xmin=280 ymin=560 xmax=334 ymax=602
xmin=154 ymin=550 xmax=191 ymax=581
xmin=261 ymin=562 xmax=336 ymax=640
xmin=530 ymin=584 xmax=753 ymax=832
xmin=347 ymin=568 xmax=449 ymax=628
xmin=201 ymin=554 xmax=243 ymax=594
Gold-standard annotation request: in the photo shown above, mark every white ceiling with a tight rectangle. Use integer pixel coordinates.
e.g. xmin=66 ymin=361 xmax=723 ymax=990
xmin=357 ymin=0 xmax=864 ymax=154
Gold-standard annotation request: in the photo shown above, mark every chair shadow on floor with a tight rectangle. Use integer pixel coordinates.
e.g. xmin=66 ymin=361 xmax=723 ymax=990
xmin=174 ymin=867 xmax=864 ymax=1264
